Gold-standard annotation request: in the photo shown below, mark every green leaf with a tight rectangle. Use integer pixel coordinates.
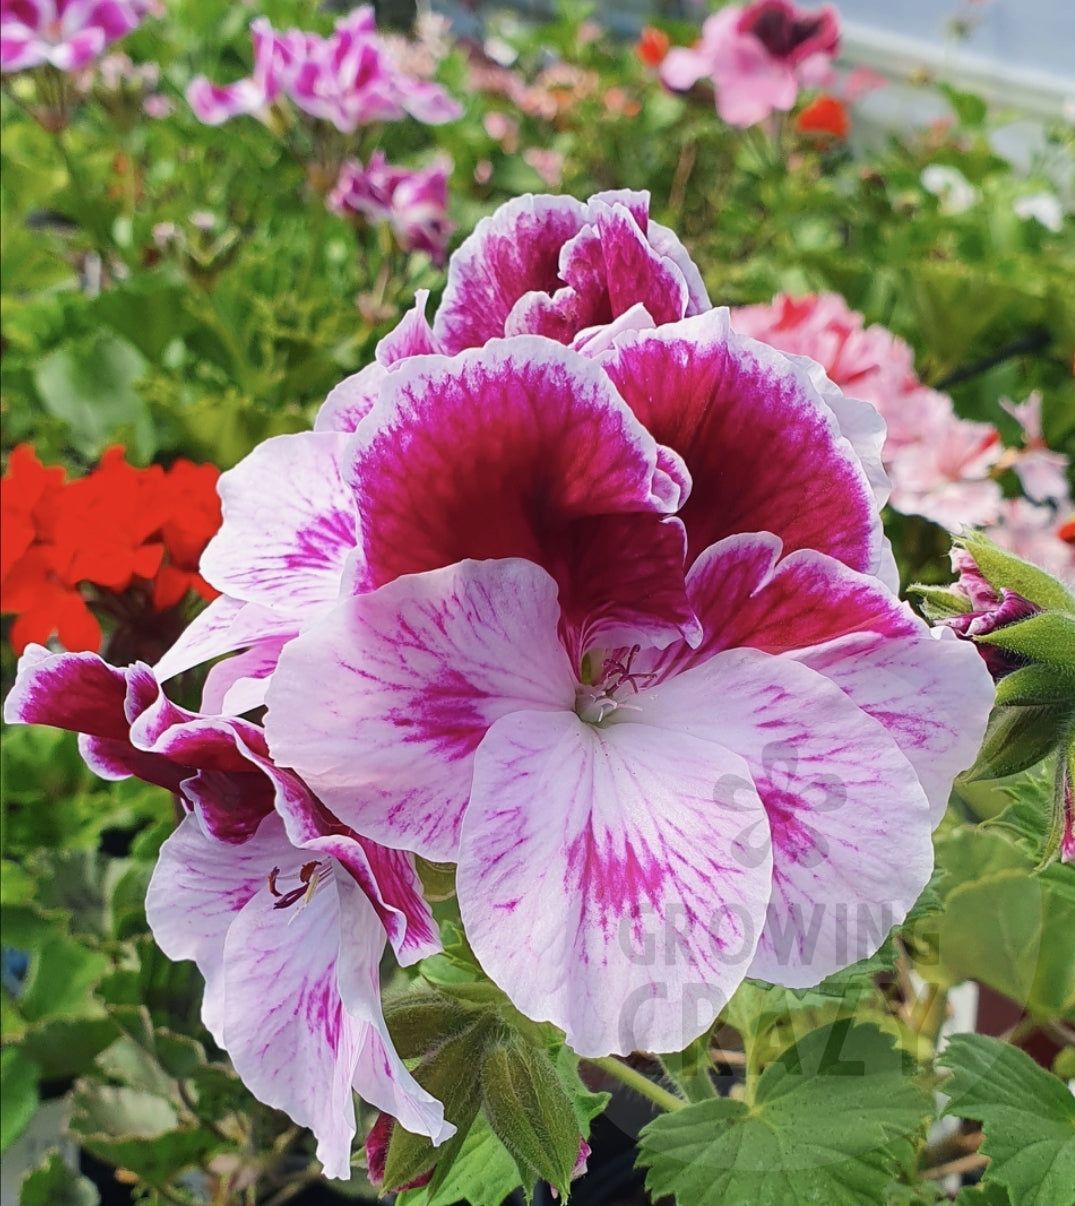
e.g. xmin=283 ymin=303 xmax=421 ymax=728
xmin=1 ymin=1046 xmax=40 ymax=1152
xmin=70 ymin=1082 xmax=221 ymax=1182
xmin=637 ymin=1022 xmax=933 ymax=1206
xmin=939 ymin=83 xmax=988 ymax=128
xmin=976 ymin=612 xmax=1075 ymax=670
xmin=935 ymin=870 xmax=1075 ymax=1016
xmin=480 ymin=1033 xmax=581 ymax=1196
xmin=940 ymin=1034 xmax=1075 ymax=1206
xmin=18 ymin=1151 xmax=100 ymax=1206
xmin=33 ymin=332 xmax=155 ymax=463
xmin=958 ymin=533 xmax=1075 ymax=614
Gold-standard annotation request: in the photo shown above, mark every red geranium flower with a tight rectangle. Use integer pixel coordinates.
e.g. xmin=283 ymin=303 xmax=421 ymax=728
xmin=795 ymin=93 xmax=850 ymax=138
xmin=1 ymin=445 xmax=221 ymax=657
xmin=636 ymin=26 xmax=670 ymax=68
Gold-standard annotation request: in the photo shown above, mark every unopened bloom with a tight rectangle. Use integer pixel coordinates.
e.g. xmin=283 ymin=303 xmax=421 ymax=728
xmin=329 ymin=152 xmax=454 ymax=265
xmin=662 ymin=0 xmax=839 ymax=127
xmin=941 ymin=552 xmax=1040 ymax=680
xmin=3 ymin=647 xmax=450 ymax=1176
xmin=1 ymin=0 xmax=147 ymax=74
xmin=187 ymin=6 xmax=460 ymax=132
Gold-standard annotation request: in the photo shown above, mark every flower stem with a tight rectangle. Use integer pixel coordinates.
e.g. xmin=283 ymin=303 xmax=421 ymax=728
xmin=584 ymin=1056 xmax=685 ymax=1112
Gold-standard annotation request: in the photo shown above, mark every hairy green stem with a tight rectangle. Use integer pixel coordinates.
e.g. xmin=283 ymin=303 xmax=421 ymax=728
xmin=585 ymin=1056 xmax=685 ymax=1112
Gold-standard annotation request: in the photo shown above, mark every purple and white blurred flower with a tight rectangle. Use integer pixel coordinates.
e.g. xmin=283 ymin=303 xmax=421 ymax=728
xmin=186 ymin=5 xmax=460 ymax=132
xmin=1 ymin=0 xmax=147 ymax=74
xmin=3 ymin=647 xmax=452 ymax=1177
xmin=662 ymin=0 xmax=839 ymax=127
xmin=329 ymin=152 xmax=454 ymax=265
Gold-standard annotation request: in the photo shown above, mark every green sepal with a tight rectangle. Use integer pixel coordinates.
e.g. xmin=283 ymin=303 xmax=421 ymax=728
xmin=383 ymin=990 xmax=482 ymax=1060
xmin=381 ymin=1020 xmax=493 ymax=1193
xmin=908 ymin=583 xmax=972 ymax=623
xmin=975 ymin=611 xmax=1075 ymax=670
xmin=993 ymin=663 xmax=1075 ymax=707
xmin=479 ymin=1032 xmax=582 ymax=1199
xmin=957 ymin=532 xmax=1075 ymax=613
xmin=1039 ymin=735 xmax=1074 ymax=871
xmin=964 ymin=703 xmax=1074 ymax=781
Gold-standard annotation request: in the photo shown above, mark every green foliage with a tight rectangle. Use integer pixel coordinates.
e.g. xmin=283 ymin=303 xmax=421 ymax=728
xmin=940 ymin=1034 xmax=1075 ymax=1205
xmin=18 ymin=1151 xmax=100 ymax=1206
xmin=637 ymin=1022 xmax=933 ymax=1205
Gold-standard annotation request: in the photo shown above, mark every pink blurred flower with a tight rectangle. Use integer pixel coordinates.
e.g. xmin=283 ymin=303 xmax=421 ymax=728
xmin=662 ymin=0 xmax=839 ymax=126
xmin=523 ymin=146 xmax=565 ymax=187
xmin=1001 ymin=392 xmax=1071 ymax=503
xmin=187 ymin=5 xmax=461 ymax=132
xmin=1 ymin=0 xmax=147 ymax=74
xmin=986 ymin=498 xmax=1075 ymax=583
xmin=328 ymin=152 xmax=454 ymax=265
xmin=887 ymin=399 xmax=1003 ymax=530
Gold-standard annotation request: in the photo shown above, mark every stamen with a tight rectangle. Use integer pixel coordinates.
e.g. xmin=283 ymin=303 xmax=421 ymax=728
xmin=267 ymin=860 xmax=325 ymax=910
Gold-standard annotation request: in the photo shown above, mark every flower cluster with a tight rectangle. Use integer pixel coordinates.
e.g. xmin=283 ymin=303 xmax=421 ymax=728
xmin=732 ymin=293 xmax=1074 ymax=580
xmin=328 ymin=151 xmax=454 ymax=265
xmin=0 ymin=0 xmax=147 ymax=74
xmin=662 ymin=0 xmax=839 ymax=127
xmin=186 ymin=5 xmax=460 ymax=133
xmin=7 ymin=192 xmax=996 ymax=1174
xmin=1 ymin=445 xmax=221 ymax=657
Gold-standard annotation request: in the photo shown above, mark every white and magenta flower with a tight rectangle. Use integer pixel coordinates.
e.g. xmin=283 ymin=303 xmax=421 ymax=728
xmin=329 ymin=152 xmax=454 ymax=265
xmin=8 ymin=193 xmax=997 ymax=1089
xmin=662 ymin=0 xmax=839 ymax=127
xmin=186 ymin=6 xmax=461 ymax=132
xmin=3 ymin=646 xmax=451 ymax=1177
xmin=192 ymin=306 xmax=990 ymax=1058
xmin=732 ymin=292 xmax=1032 ymax=533
xmin=1 ymin=0 xmax=146 ymax=74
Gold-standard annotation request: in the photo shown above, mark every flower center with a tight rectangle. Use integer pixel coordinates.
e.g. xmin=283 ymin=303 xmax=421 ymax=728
xmin=575 ymin=644 xmax=655 ymax=726
xmin=267 ymin=860 xmax=327 ymax=910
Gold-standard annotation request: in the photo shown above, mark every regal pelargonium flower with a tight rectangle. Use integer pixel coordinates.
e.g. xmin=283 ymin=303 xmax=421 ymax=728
xmin=1 ymin=0 xmax=147 ymax=74
xmin=3 ymin=646 xmax=450 ymax=1176
xmin=313 ymin=189 xmax=710 ymax=433
xmin=329 ymin=152 xmax=454 ymax=265
xmin=253 ymin=313 xmax=993 ymax=1056
xmin=662 ymin=0 xmax=839 ymax=127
